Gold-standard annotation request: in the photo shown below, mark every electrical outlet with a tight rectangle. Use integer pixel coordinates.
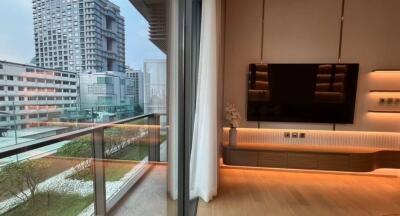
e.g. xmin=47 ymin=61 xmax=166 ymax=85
xmin=284 ymin=132 xmax=290 ymax=138
xmin=291 ymin=132 xmax=298 ymax=138
xmin=299 ymin=133 xmax=306 ymax=138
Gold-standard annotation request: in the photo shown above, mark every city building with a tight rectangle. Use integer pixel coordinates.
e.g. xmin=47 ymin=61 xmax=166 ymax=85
xmin=126 ymin=66 xmax=144 ymax=111
xmin=32 ymin=0 xmax=126 ymax=73
xmin=79 ymin=71 xmax=135 ymax=121
xmin=143 ymin=59 xmax=167 ymax=114
xmin=0 ymin=61 xmax=78 ymax=130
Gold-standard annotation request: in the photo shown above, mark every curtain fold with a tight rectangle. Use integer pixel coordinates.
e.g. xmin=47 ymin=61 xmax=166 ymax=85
xmin=189 ymin=0 xmax=218 ymax=202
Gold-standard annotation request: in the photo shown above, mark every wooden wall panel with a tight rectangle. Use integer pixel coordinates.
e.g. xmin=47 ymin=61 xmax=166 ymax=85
xmin=223 ymin=0 xmax=264 ymax=128
xmin=223 ymin=0 xmax=400 ymax=132
xmin=263 ymin=0 xmax=342 ymax=63
xmin=339 ymin=0 xmax=400 ymax=132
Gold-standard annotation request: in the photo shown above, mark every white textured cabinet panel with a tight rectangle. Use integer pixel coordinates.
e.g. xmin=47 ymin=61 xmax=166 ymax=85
xmin=223 ymin=128 xmax=400 ymax=150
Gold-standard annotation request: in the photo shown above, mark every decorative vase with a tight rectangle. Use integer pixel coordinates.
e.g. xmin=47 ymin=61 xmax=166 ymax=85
xmin=229 ymin=127 xmax=237 ymax=147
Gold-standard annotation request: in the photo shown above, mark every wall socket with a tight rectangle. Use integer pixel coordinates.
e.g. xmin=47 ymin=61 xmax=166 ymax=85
xmin=379 ymin=98 xmax=400 ymax=105
xmin=284 ymin=132 xmax=306 ymax=139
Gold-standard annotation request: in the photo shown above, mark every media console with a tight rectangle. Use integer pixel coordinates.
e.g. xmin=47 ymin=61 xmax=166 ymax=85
xmin=223 ymin=144 xmax=400 ymax=172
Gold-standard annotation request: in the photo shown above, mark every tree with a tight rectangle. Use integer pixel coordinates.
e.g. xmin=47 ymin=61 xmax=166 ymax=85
xmin=0 ymin=160 xmax=50 ymax=203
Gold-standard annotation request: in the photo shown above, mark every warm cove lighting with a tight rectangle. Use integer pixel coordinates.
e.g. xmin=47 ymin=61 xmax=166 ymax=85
xmin=369 ymin=71 xmax=400 ymax=90
xmin=223 ymin=127 xmax=400 ymax=136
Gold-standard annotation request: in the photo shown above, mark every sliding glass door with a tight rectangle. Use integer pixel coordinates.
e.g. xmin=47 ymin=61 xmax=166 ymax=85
xmin=0 ymin=0 xmax=202 ymax=215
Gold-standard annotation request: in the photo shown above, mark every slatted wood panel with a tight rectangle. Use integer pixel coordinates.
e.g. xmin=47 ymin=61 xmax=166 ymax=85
xmin=223 ymin=128 xmax=400 ymax=150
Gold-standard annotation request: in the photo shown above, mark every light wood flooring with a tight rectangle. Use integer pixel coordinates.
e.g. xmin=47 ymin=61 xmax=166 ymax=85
xmin=198 ymin=167 xmax=400 ymax=216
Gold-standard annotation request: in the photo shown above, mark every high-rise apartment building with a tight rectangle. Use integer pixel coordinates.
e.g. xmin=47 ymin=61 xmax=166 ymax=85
xmin=126 ymin=66 xmax=144 ymax=109
xmin=143 ymin=59 xmax=167 ymax=114
xmin=0 ymin=61 xmax=78 ymax=130
xmin=32 ymin=0 xmax=126 ymax=73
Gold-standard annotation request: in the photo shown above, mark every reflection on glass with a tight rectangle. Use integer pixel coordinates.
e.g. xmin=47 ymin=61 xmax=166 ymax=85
xmin=248 ymin=64 xmax=270 ymax=102
xmin=314 ymin=64 xmax=348 ymax=104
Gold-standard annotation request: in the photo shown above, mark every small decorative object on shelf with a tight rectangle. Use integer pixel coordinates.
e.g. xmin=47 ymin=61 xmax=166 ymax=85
xmin=225 ymin=103 xmax=241 ymax=147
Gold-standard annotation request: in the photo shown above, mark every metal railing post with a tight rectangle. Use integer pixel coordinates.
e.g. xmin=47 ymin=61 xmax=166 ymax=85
xmin=148 ymin=114 xmax=160 ymax=162
xmin=92 ymin=127 xmax=106 ymax=216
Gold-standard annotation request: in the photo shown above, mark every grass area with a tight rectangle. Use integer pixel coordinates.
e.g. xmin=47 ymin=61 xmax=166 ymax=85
xmin=55 ymin=135 xmax=92 ymax=158
xmin=3 ymin=192 xmax=92 ymax=216
xmin=113 ymin=143 xmax=149 ymax=161
xmin=69 ymin=162 xmax=135 ymax=182
xmin=68 ymin=144 xmax=148 ymax=182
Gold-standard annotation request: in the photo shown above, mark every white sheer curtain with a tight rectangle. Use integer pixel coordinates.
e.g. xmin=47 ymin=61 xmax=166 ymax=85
xmin=189 ymin=0 xmax=218 ymax=202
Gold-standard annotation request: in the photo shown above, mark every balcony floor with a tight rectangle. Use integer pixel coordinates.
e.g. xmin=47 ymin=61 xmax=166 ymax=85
xmin=198 ymin=167 xmax=400 ymax=216
xmin=109 ymin=164 xmax=170 ymax=216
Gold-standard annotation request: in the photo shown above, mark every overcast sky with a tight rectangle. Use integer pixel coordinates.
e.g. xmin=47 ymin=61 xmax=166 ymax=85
xmin=0 ymin=0 xmax=165 ymax=70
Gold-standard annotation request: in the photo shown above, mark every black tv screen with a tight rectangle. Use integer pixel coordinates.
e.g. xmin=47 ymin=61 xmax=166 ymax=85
xmin=247 ymin=63 xmax=359 ymax=123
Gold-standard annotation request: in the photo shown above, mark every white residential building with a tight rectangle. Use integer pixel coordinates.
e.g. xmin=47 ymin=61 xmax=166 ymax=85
xmin=0 ymin=61 xmax=78 ymax=129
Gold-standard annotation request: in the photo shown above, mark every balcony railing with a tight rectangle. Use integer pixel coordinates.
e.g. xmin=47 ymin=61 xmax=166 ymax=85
xmin=0 ymin=113 xmax=163 ymax=216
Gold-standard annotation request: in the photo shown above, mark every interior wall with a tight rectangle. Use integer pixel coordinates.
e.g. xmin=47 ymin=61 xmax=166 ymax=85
xmin=223 ymin=0 xmax=400 ymax=132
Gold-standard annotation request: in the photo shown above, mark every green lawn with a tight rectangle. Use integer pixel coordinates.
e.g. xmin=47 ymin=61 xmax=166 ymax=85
xmin=68 ymin=163 xmax=135 ymax=182
xmin=114 ymin=143 xmax=148 ymax=161
xmin=68 ymin=143 xmax=148 ymax=182
xmin=3 ymin=192 xmax=93 ymax=216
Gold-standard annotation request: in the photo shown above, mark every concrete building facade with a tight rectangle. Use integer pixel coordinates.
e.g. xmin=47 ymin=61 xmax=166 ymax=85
xmin=32 ymin=0 xmax=126 ymax=73
xmin=79 ymin=71 xmax=135 ymax=119
xmin=143 ymin=59 xmax=167 ymax=114
xmin=0 ymin=61 xmax=78 ymax=129
xmin=126 ymin=66 xmax=144 ymax=110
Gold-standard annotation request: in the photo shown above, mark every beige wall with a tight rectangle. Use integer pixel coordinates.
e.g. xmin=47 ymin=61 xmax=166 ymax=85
xmin=222 ymin=0 xmax=400 ymax=132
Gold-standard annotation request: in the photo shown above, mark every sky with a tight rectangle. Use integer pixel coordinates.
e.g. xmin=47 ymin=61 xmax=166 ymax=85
xmin=0 ymin=0 xmax=165 ymax=70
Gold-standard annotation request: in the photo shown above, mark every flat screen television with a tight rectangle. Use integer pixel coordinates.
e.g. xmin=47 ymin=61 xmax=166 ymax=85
xmin=247 ymin=63 xmax=359 ymax=123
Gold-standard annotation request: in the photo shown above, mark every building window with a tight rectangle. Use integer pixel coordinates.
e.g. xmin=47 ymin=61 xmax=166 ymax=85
xmin=17 ymin=77 xmax=23 ymax=81
xmin=18 ymin=87 xmax=24 ymax=91
xmin=0 ymin=107 xmax=5 ymax=111
xmin=0 ymin=117 xmax=7 ymax=122
xmin=97 ymin=77 xmax=113 ymax=84
xmin=0 ymin=86 xmax=4 ymax=91
xmin=8 ymin=96 xmax=15 ymax=101
xmin=0 ymin=97 xmax=4 ymax=101
xmin=0 ymin=64 xmax=3 ymax=69
xmin=7 ymin=86 xmax=14 ymax=91
xmin=29 ymin=114 xmax=38 ymax=119
xmin=7 ymin=76 xmax=13 ymax=81
xmin=26 ymin=68 xmax=35 ymax=72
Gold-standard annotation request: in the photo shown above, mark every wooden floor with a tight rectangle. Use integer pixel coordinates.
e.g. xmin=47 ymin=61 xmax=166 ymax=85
xmin=198 ymin=167 xmax=400 ymax=216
